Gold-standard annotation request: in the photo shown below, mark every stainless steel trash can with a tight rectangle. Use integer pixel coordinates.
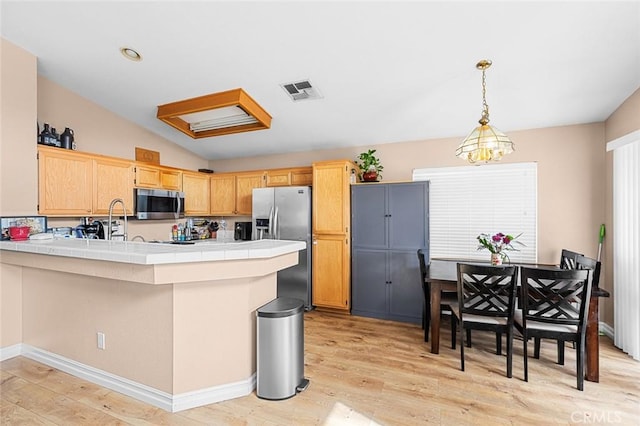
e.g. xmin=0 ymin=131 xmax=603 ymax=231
xmin=256 ymin=297 xmax=309 ymax=400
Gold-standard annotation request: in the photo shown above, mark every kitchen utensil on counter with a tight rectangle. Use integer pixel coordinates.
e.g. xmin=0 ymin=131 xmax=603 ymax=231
xmin=75 ymin=217 xmax=105 ymax=239
xmin=235 ymin=222 xmax=252 ymax=240
xmin=208 ymin=221 xmax=219 ymax=239
xmin=9 ymin=226 xmax=31 ymax=241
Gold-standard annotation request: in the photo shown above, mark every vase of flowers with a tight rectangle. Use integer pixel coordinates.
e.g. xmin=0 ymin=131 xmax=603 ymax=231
xmin=477 ymin=232 xmax=523 ymax=264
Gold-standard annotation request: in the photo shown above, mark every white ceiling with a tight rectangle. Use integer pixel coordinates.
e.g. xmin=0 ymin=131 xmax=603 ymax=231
xmin=2 ymin=1 xmax=639 ymax=160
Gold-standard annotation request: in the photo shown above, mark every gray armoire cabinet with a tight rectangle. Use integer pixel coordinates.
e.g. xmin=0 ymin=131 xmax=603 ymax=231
xmin=351 ymin=181 xmax=429 ymax=324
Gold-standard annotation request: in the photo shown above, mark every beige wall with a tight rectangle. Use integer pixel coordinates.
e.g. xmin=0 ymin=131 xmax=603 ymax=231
xmin=602 ymin=87 xmax=640 ymax=326
xmin=1 ymin=39 xmax=38 ymax=349
xmin=0 ymin=38 xmax=38 ymax=215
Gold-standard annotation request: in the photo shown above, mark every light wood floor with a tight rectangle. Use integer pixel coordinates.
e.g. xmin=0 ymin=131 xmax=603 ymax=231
xmin=2 ymin=310 xmax=639 ymax=425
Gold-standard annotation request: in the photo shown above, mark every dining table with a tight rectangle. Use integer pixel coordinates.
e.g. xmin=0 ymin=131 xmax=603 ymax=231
xmin=424 ymin=259 xmax=610 ymax=382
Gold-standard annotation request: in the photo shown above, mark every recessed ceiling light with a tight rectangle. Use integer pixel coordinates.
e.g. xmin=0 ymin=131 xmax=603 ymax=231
xmin=120 ymin=47 xmax=142 ymax=62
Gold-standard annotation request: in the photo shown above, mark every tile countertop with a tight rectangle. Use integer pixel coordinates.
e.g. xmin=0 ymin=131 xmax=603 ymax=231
xmin=0 ymin=238 xmax=306 ymax=265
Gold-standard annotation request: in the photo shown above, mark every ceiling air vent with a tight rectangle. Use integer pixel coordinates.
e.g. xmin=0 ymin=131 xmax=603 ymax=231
xmin=280 ymin=79 xmax=323 ymax=102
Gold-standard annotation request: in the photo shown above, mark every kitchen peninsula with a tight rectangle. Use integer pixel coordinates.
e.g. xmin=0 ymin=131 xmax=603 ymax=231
xmin=0 ymin=238 xmax=305 ymax=412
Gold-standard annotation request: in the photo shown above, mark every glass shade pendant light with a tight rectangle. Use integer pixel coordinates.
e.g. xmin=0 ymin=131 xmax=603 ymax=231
xmin=456 ymin=59 xmax=514 ymax=163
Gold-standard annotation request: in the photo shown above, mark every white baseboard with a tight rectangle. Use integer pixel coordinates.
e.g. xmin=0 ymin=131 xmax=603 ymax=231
xmin=600 ymin=321 xmax=614 ymax=340
xmin=0 ymin=344 xmax=22 ymax=361
xmin=5 ymin=344 xmax=255 ymax=412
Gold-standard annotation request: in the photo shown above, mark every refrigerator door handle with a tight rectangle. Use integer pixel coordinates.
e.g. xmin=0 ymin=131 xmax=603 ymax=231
xmin=274 ymin=206 xmax=279 ymax=240
xmin=268 ymin=206 xmax=275 ymax=238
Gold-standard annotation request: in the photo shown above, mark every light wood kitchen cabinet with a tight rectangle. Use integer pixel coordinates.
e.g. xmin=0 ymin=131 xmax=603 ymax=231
xmin=210 ymin=171 xmax=265 ymax=215
xmin=312 ymin=234 xmax=351 ymax=310
xmin=93 ymin=157 xmax=134 ymax=215
xmin=312 ymin=160 xmax=354 ymax=234
xmin=235 ymin=171 xmax=265 ymax=215
xmin=134 ymin=164 xmax=182 ymax=191
xmin=210 ymin=173 xmax=237 ymax=215
xmin=182 ymin=171 xmax=211 ymax=216
xmin=311 ymin=159 xmax=357 ymax=311
xmin=38 ymin=147 xmax=93 ymax=216
xmin=265 ymin=167 xmax=313 ymax=187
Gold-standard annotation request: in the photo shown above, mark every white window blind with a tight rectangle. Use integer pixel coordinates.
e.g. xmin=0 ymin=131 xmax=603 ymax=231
xmin=611 ymin=138 xmax=640 ymax=360
xmin=413 ymin=162 xmax=537 ymax=263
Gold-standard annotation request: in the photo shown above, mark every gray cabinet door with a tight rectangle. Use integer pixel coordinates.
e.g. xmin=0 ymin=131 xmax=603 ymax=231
xmin=388 ymin=250 xmax=423 ymax=323
xmin=351 ymin=249 xmax=388 ymax=318
xmin=351 ymin=185 xmax=387 ymax=249
xmin=388 ymin=182 xmax=429 ymax=250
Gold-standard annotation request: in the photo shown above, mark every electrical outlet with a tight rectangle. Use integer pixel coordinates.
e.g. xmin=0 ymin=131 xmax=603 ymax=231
xmin=97 ymin=332 xmax=106 ymax=350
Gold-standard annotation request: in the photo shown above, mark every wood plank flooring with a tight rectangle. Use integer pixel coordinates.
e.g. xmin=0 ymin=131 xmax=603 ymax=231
xmin=2 ymin=310 xmax=639 ymax=425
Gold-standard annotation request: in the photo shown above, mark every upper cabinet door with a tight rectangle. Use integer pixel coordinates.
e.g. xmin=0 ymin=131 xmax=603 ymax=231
xmin=38 ymin=147 xmax=93 ymax=216
xmin=93 ymin=157 xmax=134 ymax=215
xmin=312 ymin=160 xmax=354 ymax=235
xmin=160 ymin=170 xmax=182 ymax=191
xmin=183 ymin=172 xmax=210 ymax=216
xmin=210 ymin=174 xmax=236 ymax=215
xmin=235 ymin=172 xmax=265 ymax=215
xmin=351 ymin=184 xmax=387 ymax=248
xmin=290 ymin=167 xmax=313 ymax=186
xmin=134 ymin=165 xmax=161 ymax=188
xmin=387 ymin=182 xmax=429 ymax=250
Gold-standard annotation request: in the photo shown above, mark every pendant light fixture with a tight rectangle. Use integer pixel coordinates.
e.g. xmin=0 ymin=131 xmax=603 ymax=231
xmin=456 ymin=59 xmax=514 ymax=163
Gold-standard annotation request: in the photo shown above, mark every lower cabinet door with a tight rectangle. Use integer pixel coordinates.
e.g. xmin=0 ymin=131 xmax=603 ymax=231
xmin=351 ymin=249 xmax=388 ymax=319
xmin=388 ymin=250 xmax=423 ymax=323
xmin=312 ymin=234 xmax=350 ymax=310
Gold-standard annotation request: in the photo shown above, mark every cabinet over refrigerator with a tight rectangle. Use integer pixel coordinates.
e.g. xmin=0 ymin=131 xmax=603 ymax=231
xmin=252 ymin=186 xmax=312 ymax=310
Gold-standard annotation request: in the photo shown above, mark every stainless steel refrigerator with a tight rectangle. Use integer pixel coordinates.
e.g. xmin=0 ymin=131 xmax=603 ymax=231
xmin=252 ymin=186 xmax=312 ymax=310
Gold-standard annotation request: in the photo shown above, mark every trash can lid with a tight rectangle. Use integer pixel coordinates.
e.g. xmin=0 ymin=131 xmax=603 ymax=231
xmin=257 ymin=297 xmax=304 ymax=318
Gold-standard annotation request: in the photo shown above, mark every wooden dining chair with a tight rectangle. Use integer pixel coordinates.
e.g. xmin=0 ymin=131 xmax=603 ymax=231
xmin=550 ymin=254 xmax=602 ymax=365
xmin=455 ymin=263 xmax=519 ymax=378
xmin=560 ymin=249 xmax=583 ymax=270
xmin=418 ymin=248 xmax=457 ymax=347
xmin=515 ymin=266 xmax=592 ymax=390
xmin=531 ymin=248 xmax=585 ymax=358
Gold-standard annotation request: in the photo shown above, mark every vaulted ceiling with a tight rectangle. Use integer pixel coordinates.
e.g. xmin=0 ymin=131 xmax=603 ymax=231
xmin=2 ymin=1 xmax=639 ymax=160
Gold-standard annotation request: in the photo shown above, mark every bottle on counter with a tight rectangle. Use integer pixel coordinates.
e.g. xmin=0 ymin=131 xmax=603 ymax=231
xmin=172 ymin=224 xmax=178 ymax=241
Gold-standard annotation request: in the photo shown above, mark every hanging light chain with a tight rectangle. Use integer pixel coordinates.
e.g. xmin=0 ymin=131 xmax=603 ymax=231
xmin=478 ymin=60 xmax=492 ymax=125
xmin=480 ymin=67 xmax=490 ymax=125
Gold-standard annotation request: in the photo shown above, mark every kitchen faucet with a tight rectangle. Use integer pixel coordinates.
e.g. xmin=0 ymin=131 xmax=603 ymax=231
xmin=107 ymin=198 xmax=128 ymax=241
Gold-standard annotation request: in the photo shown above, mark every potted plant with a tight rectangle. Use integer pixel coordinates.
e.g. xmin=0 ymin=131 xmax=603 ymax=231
xmin=355 ymin=149 xmax=384 ymax=182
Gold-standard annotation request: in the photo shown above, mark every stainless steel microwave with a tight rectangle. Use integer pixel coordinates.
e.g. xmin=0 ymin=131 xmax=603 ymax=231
xmin=134 ymin=188 xmax=185 ymax=220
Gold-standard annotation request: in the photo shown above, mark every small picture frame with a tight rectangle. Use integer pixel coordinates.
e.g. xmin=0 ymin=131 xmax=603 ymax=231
xmin=1 ymin=216 xmax=48 ymax=241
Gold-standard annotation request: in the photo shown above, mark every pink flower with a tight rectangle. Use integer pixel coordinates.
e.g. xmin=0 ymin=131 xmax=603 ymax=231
xmin=503 ymin=236 xmax=512 ymax=244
